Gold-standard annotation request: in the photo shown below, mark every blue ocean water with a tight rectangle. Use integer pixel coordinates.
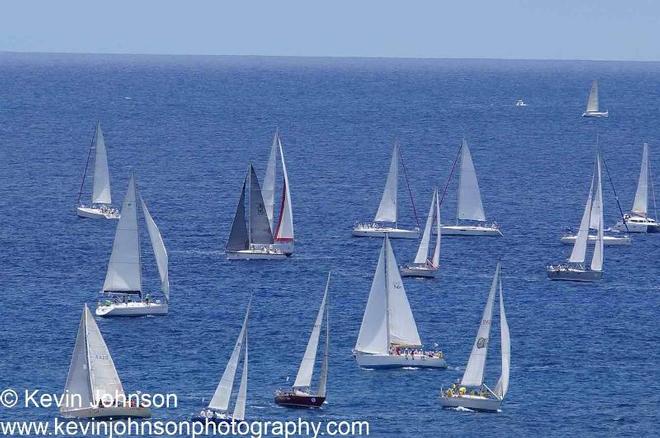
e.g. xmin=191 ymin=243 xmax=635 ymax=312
xmin=1 ymin=53 xmax=659 ymax=437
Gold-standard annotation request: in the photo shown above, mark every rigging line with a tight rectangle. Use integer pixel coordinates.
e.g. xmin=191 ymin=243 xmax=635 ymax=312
xmin=76 ymin=124 xmax=98 ymax=206
xmin=398 ymin=143 xmax=420 ymax=228
xmin=437 ymin=142 xmax=463 ymax=208
xmin=601 ymin=152 xmax=629 ymax=233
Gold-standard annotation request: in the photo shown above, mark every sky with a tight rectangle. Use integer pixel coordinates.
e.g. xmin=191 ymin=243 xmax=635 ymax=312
xmin=1 ymin=0 xmax=660 ymax=61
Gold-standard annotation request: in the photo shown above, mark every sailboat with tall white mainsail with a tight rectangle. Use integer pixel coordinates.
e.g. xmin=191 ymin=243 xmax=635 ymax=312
xmin=194 ymin=301 xmax=250 ymax=423
xmin=226 ymin=164 xmax=286 ymax=260
xmin=401 ymin=188 xmax=441 ymax=278
xmin=96 ymin=173 xmax=170 ymax=316
xmin=353 ymin=143 xmax=420 ymax=239
xmin=613 ymin=143 xmax=660 ymax=233
xmin=582 ymin=80 xmax=608 ymax=118
xmin=440 ymin=263 xmax=510 ymax=412
xmin=354 ymin=234 xmax=446 ymax=369
xmin=440 ymin=140 xmax=502 ymax=236
xmin=60 ymin=304 xmax=151 ymax=418
xmin=262 ymin=131 xmax=295 ymax=255
xmin=547 ymin=153 xmax=604 ymax=281
xmin=76 ymin=122 xmax=120 ymax=219
xmin=275 ymin=273 xmax=330 ymax=408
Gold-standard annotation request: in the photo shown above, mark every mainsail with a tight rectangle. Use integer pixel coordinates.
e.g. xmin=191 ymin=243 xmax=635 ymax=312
xmin=374 ymin=144 xmax=399 ymax=223
xmin=141 ymin=198 xmax=170 ymax=301
xmin=232 ymin=334 xmax=248 ymax=421
xmin=248 ymin=165 xmax=274 ymax=245
xmin=92 ymin=123 xmax=112 ymax=205
xmin=569 ymin=170 xmax=595 ymax=264
xmin=591 ymin=155 xmax=604 ymax=272
xmin=414 ymin=190 xmax=436 ymax=264
xmin=274 ymin=135 xmax=294 ymax=242
xmin=317 ymin=291 xmax=329 ymax=398
xmin=632 ymin=143 xmax=649 ymax=215
xmin=457 ymin=140 xmax=486 ymax=222
xmin=493 ymin=276 xmax=510 ymax=399
xmin=586 ymin=80 xmax=599 ymax=113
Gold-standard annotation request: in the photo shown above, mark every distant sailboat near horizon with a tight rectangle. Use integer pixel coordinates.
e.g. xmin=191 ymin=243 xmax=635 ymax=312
xmin=547 ymin=153 xmax=604 ymax=282
xmin=582 ymin=80 xmax=608 ymax=118
xmin=226 ymin=164 xmax=286 ymax=260
xmin=275 ymin=273 xmax=330 ymax=408
xmin=262 ymin=131 xmax=295 ymax=255
xmin=353 ymin=142 xmax=421 ymax=239
xmin=354 ymin=234 xmax=446 ymax=369
xmin=96 ymin=173 xmax=170 ymax=316
xmin=76 ymin=122 xmax=120 ymax=219
xmin=401 ymin=188 xmax=441 ymax=278
xmin=440 ymin=263 xmax=510 ymax=413
xmin=60 ymin=304 xmax=151 ymax=419
xmin=439 ymin=139 xmax=502 ymax=236
xmin=613 ymin=143 xmax=660 ymax=233
xmin=194 ymin=301 xmax=250 ymax=424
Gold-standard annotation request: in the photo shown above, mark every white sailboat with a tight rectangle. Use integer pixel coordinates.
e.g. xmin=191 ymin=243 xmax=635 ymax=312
xmin=401 ymin=188 xmax=441 ymax=278
xmin=275 ymin=273 xmax=330 ymax=408
xmin=226 ymin=164 xmax=286 ymax=260
xmin=548 ymin=153 xmax=604 ymax=281
xmin=60 ymin=304 xmax=151 ymax=419
xmin=440 ymin=140 xmax=502 ymax=236
xmin=262 ymin=131 xmax=295 ymax=255
xmin=96 ymin=173 xmax=170 ymax=316
xmin=354 ymin=235 xmax=446 ymax=369
xmin=582 ymin=80 xmax=608 ymax=118
xmin=440 ymin=263 xmax=510 ymax=412
xmin=76 ymin=122 xmax=120 ymax=219
xmin=195 ymin=302 xmax=250 ymax=423
xmin=353 ymin=143 xmax=420 ymax=239
xmin=613 ymin=143 xmax=660 ymax=233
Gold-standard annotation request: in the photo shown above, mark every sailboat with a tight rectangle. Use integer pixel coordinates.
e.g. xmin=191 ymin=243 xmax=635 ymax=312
xmin=613 ymin=143 xmax=660 ymax=233
xmin=440 ymin=140 xmax=502 ymax=236
xmin=226 ymin=164 xmax=286 ymax=260
xmin=60 ymin=304 xmax=151 ymax=419
xmin=96 ymin=173 xmax=170 ymax=316
xmin=262 ymin=131 xmax=295 ymax=255
xmin=354 ymin=234 xmax=446 ymax=369
xmin=352 ymin=143 xmax=420 ymax=239
xmin=194 ymin=301 xmax=250 ymax=423
xmin=76 ymin=122 xmax=120 ymax=219
xmin=275 ymin=273 xmax=330 ymax=408
xmin=547 ymin=153 xmax=604 ymax=281
xmin=401 ymin=188 xmax=441 ymax=278
xmin=440 ymin=263 xmax=510 ymax=412
xmin=582 ymin=80 xmax=608 ymax=118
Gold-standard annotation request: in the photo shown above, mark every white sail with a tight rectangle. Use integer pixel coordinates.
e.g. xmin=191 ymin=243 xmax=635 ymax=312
xmin=586 ymin=80 xmax=599 ymax=113
xmin=275 ymin=135 xmax=294 ymax=241
xmin=374 ymin=144 xmax=398 ymax=223
xmin=355 ymin=238 xmax=389 ymax=355
xmin=141 ymin=198 xmax=169 ymax=301
xmin=103 ymin=174 xmax=142 ymax=293
xmin=293 ymin=275 xmax=329 ymax=390
xmin=591 ymin=155 xmax=604 ymax=272
xmin=432 ymin=190 xmax=441 ymax=267
xmin=568 ymin=172 xmax=594 ymax=264
xmin=232 ymin=333 xmax=248 ymax=421
xmin=414 ymin=190 xmax=436 ymax=264
xmin=263 ymin=132 xmax=278 ymax=231
xmin=84 ymin=305 xmax=125 ymax=402
xmin=317 ymin=292 xmax=329 ymax=398
xmin=208 ymin=302 xmax=250 ymax=412
xmin=385 ymin=236 xmax=422 ymax=347
xmin=493 ymin=277 xmax=510 ymax=399
xmin=457 ymin=140 xmax=486 ymax=222
xmin=461 ymin=263 xmax=499 ymax=387
xmin=92 ymin=123 xmax=112 ymax=205
xmin=632 ymin=143 xmax=649 ymax=215
xmin=62 ymin=307 xmax=93 ymax=412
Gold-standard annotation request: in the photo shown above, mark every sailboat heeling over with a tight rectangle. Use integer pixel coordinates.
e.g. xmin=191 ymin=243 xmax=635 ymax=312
xmin=274 ymin=135 xmax=294 ymax=241
xmin=92 ymin=123 xmax=112 ymax=205
xmin=103 ymin=174 xmax=142 ymax=293
xmin=493 ymin=277 xmax=510 ymax=399
xmin=263 ymin=132 xmax=279 ymax=231
xmin=632 ymin=143 xmax=649 ymax=215
xmin=232 ymin=334 xmax=248 ymax=421
xmin=457 ymin=140 xmax=486 ymax=222
xmin=141 ymin=198 xmax=169 ymax=301
xmin=569 ymin=170 xmax=595 ymax=264
xmin=227 ymin=176 xmax=250 ymax=252
xmin=414 ymin=190 xmax=436 ymax=264
xmin=461 ymin=263 xmax=499 ymax=387
xmin=590 ymin=155 xmax=604 ymax=272
xmin=432 ymin=190 xmax=441 ymax=267
xmin=586 ymin=80 xmax=599 ymax=113
xmin=248 ymin=165 xmax=274 ymax=245
xmin=374 ymin=143 xmax=399 ymax=223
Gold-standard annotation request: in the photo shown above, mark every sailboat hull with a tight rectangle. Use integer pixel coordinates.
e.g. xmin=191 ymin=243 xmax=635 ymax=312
xmin=439 ymin=395 xmax=502 ymax=412
xmin=582 ymin=111 xmax=609 ymax=118
xmin=274 ymin=392 xmax=326 ymax=408
xmin=400 ymin=264 xmax=438 ymax=278
xmin=560 ymin=234 xmax=631 ymax=246
xmin=352 ymin=224 xmax=420 ymax=239
xmin=76 ymin=205 xmax=120 ymax=219
xmin=613 ymin=218 xmax=660 ymax=233
xmin=95 ymin=300 xmax=168 ymax=317
xmin=546 ymin=267 xmax=602 ymax=282
xmin=355 ymin=352 xmax=447 ymax=369
xmin=60 ymin=406 xmax=151 ymax=419
xmin=272 ymin=240 xmax=294 ymax=255
xmin=226 ymin=249 xmax=287 ymax=260
xmin=439 ymin=225 xmax=502 ymax=236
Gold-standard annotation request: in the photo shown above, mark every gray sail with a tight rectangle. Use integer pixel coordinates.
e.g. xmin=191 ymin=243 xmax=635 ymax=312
xmin=226 ymin=174 xmax=249 ymax=252
xmin=248 ymin=165 xmax=274 ymax=245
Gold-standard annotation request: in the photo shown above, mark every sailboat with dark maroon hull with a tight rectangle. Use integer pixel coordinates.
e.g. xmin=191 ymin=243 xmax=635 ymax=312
xmin=275 ymin=274 xmax=330 ymax=408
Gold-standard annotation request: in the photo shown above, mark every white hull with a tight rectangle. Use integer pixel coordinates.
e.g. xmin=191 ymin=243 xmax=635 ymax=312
xmin=77 ymin=205 xmax=120 ymax=219
xmin=400 ymin=264 xmax=438 ymax=278
xmin=560 ymin=234 xmax=631 ymax=246
xmin=439 ymin=395 xmax=502 ymax=412
xmin=60 ymin=406 xmax=151 ymax=419
xmin=612 ymin=217 xmax=660 ymax=233
xmin=96 ymin=300 xmax=168 ymax=317
xmin=226 ymin=248 xmax=287 ymax=260
xmin=355 ymin=352 xmax=447 ymax=369
xmin=352 ymin=224 xmax=420 ymax=239
xmin=582 ymin=111 xmax=609 ymax=118
xmin=439 ymin=224 xmax=502 ymax=236
xmin=546 ymin=266 xmax=602 ymax=282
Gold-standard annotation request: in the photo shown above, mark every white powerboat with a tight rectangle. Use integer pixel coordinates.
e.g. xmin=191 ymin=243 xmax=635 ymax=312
xmin=76 ymin=122 xmax=120 ymax=219
xmin=401 ymin=188 xmax=441 ymax=278
xmin=440 ymin=263 xmax=510 ymax=412
xmin=582 ymin=80 xmax=608 ymax=117
xmin=353 ymin=142 xmax=420 ymax=239
xmin=96 ymin=173 xmax=170 ymax=316
xmin=354 ymin=235 xmax=446 ymax=369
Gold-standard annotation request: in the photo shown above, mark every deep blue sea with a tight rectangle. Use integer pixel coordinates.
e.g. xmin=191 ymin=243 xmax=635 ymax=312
xmin=1 ymin=53 xmax=659 ymax=437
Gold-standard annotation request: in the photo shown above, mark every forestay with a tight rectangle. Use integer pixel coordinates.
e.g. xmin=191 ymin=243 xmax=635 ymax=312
xmin=457 ymin=140 xmax=486 ymax=222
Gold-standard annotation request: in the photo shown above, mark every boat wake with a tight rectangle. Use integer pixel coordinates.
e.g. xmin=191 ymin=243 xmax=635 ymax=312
xmin=402 ymin=366 xmax=420 ymax=370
